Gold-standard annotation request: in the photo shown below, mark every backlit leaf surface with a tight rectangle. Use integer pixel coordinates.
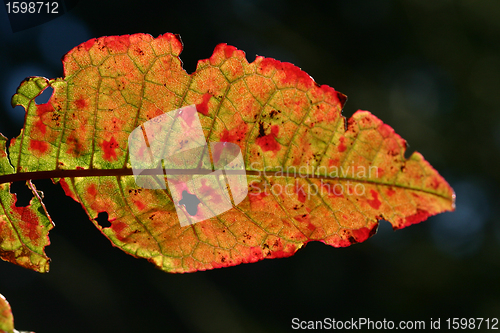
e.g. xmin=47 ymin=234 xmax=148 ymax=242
xmin=0 ymin=33 xmax=455 ymax=273
xmin=0 ymin=133 xmax=53 ymax=273
xmin=0 ymin=293 xmax=33 ymax=333
xmin=0 ymin=293 xmax=14 ymax=333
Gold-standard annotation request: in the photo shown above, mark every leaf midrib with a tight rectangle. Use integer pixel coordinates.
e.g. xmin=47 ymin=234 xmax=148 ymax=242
xmin=0 ymin=168 xmax=452 ymax=201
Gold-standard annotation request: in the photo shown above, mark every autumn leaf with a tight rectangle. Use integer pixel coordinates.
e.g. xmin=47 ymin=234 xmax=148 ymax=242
xmin=0 ymin=33 xmax=455 ymax=273
xmin=0 ymin=293 xmax=34 ymax=333
xmin=0 ymin=293 xmax=13 ymax=333
xmin=0 ymin=132 xmax=53 ymax=273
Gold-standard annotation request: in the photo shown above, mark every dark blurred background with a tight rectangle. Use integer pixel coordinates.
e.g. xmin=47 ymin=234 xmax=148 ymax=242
xmin=0 ymin=0 xmax=499 ymax=332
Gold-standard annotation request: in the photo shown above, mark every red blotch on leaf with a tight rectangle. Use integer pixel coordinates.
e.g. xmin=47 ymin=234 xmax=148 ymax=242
xmin=199 ymin=180 xmax=222 ymax=204
xmin=256 ymin=125 xmax=280 ymax=152
xmin=321 ymin=182 xmax=344 ymax=198
xmin=351 ymin=225 xmax=378 ymax=243
xmin=59 ymin=179 xmax=78 ymax=201
xmin=84 ymin=38 xmax=96 ymax=51
xmin=66 ymin=134 xmax=84 ymax=157
xmin=259 ymin=58 xmax=280 ymax=72
xmin=377 ymin=167 xmax=384 ymax=178
xmin=249 ymin=190 xmax=268 ymax=204
xmin=220 ymin=122 xmax=248 ymax=144
xmin=88 ymin=184 xmax=97 ymax=196
xmin=367 ymin=189 xmax=382 ymax=210
xmin=37 ymin=101 xmax=52 ymax=114
xmin=196 ymin=93 xmax=211 ymax=116
xmin=224 ymin=45 xmax=237 ymax=58
xmin=244 ymin=246 xmax=265 ymax=263
xmin=401 ymin=209 xmax=431 ymax=229
xmin=178 ymin=105 xmax=197 ymax=127
xmin=134 ymin=200 xmax=146 ymax=210
xmin=59 ymin=179 xmax=71 ymax=195
xmin=329 ymin=158 xmax=339 ymax=167
xmin=294 ymin=214 xmax=315 ymax=232
xmin=211 ymin=141 xmax=242 ymax=165
xmin=329 ymin=236 xmax=352 ymax=248
xmin=105 ymin=35 xmax=130 ymax=53
xmin=211 ymin=144 xmax=224 ymax=165
xmin=266 ymin=249 xmax=293 ymax=259
xmin=29 ymin=140 xmax=49 ymax=154
xmin=11 ymin=204 xmax=41 ymax=243
xmin=101 ymin=137 xmax=119 ymax=161
xmin=111 ymin=221 xmax=128 ymax=242
xmin=264 ymin=239 xmax=297 ymax=259
xmin=295 ymin=182 xmax=307 ymax=203
xmin=168 ymin=178 xmax=188 ymax=195
xmin=338 ymin=136 xmax=347 ymax=152
xmin=34 ymin=103 xmax=53 ymax=135
xmin=34 ymin=121 xmax=45 ymax=135
xmin=210 ymin=258 xmax=232 ymax=269
xmin=75 ymin=98 xmax=87 ymax=109
xmin=386 ymin=187 xmax=396 ymax=197
xmin=259 ymin=59 xmax=313 ymax=89
xmin=429 ymin=176 xmax=441 ymax=190
xmin=378 ymin=123 xmax=393 ymax=138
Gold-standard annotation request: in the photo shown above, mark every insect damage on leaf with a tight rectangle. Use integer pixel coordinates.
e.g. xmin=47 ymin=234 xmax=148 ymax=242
xmin=0 ymin=33 xmax=455 ymax=273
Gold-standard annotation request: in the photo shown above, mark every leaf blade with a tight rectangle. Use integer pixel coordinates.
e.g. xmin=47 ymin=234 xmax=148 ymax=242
xmin=2 ymin=33 xmax=454 ymax=273
xmin=0 ymin=135 xmax=53 ymax=273
xmin=0 ymin=293 xmax=14 ymax=332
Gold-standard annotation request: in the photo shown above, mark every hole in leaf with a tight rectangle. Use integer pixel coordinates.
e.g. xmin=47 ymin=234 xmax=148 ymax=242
xmin=179 ymin=190 xmax=201 ymax=216
xmin=95 ymin=212 xmax=111 ymax=228
xmin=5 ymin=138 xmax=14 ymax=166
xmin=2 ymin=107 xmax=25 ymax=139
xmin=35 ymin=86 xmax=54 ymax=104
xmin=10 ymin=181 xmax=33 ymax=207
xmin=404 ymin=142 xmax=415 ymax=160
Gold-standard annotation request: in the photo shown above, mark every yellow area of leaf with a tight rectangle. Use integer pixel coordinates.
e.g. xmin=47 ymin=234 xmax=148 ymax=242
xmin=2 ymin=33 xmax=455 ymax=273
